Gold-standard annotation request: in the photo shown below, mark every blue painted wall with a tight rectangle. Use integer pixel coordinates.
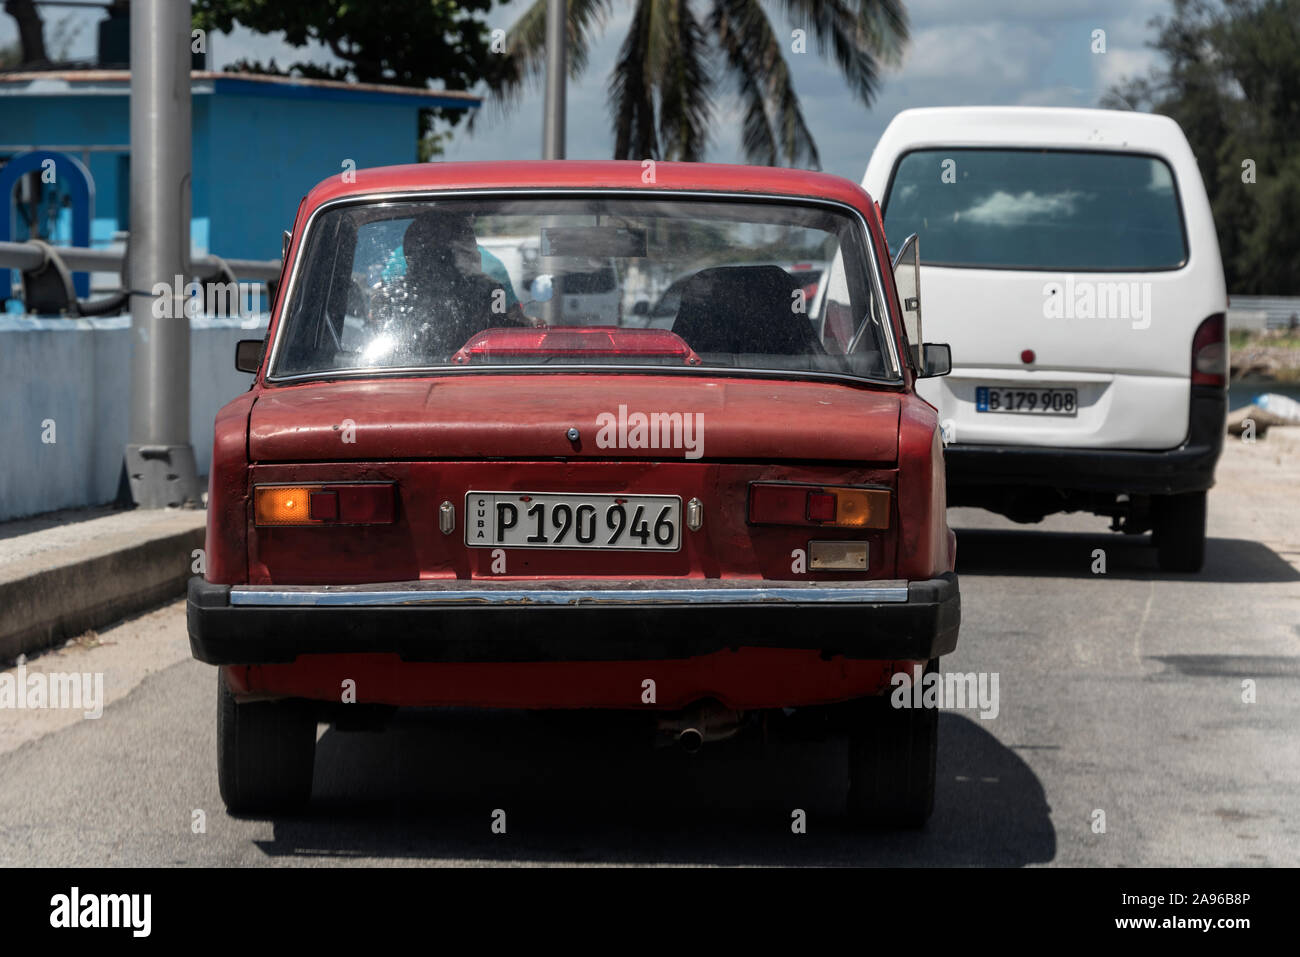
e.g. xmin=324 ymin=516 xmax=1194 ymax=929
xmin=205 ymin=92 xmax=418 ymax=261
xmin=0 ymin=80 xmax=451 ymax=265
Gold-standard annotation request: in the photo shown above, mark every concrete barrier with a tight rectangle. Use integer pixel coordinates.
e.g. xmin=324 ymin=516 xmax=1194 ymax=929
xmin=0 ymin=313 xmax=265 ymax=522
xmin=0 ymin=508 xmax=206 ymax=662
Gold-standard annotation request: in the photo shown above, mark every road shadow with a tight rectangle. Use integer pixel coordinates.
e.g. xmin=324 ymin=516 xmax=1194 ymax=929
xmin=251 ymin=707 xmax=1056 ymax=866
xmin=954 ymin=529 xmax=1300 ymax=583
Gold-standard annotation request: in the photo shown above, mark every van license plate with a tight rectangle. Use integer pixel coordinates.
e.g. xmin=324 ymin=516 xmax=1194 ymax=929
xmin=975 ymin=387 xmax=1078 ymax=415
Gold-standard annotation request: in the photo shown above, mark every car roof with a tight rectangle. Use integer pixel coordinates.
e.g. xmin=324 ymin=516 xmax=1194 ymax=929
xmin=300 ymin=160 xmax=877 ymax=213
xmin=871 ymin=106 xmax=1189 ymax=154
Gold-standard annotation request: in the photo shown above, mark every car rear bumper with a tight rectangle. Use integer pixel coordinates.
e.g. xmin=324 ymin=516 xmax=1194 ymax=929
xmin=188 ymin=573 xmax=960 ymax=665
xmin=943 ymin=386 xmax=1226 ymax=495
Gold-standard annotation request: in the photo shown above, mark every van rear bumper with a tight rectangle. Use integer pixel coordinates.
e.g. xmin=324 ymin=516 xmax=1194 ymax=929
xmin=943 ymin=386 xmax=1226 ymax=495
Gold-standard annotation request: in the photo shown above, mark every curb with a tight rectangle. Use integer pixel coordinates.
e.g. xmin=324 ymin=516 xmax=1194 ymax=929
xmin=0 ymin=517 xmax=205 ymax=662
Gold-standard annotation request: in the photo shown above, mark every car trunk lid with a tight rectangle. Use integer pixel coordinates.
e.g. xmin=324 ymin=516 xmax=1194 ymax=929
xmin=248 ymin=374 xmax=900 ymax=464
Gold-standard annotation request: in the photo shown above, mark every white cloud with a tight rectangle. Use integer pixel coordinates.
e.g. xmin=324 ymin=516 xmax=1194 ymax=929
xmin=961 ymin=189 xmax=1084 ymax=224
xmin=1092 ymin=46 xmax=1163 ymax=93
xmin=897 ymin=24 xmax=1053 ymax=85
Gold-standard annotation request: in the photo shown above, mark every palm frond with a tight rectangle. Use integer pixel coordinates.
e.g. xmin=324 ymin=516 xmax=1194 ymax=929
xmin=778 ymin=0 xmax=908 ymax=106
xmin=654 ymin=0 xmax=713 ymax=160
xmin=711 ymin=0 xmax=821 ymax=168
xmin=609 ymin=0 xmax=660 ymax=159
xmin=488 ymin=0 xmax=613 ymax=108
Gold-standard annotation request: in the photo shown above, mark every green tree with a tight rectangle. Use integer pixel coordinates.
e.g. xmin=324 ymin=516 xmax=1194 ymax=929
xmin=192 ymin=0 xmax=510 ymax=160
xmin=493 ymin=0 xmax=908 ymax=167
xmin=1103 ymin=0 xmax=1300 ymax=293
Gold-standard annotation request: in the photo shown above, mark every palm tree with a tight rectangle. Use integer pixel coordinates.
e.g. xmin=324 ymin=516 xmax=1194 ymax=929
xmin=492 ymin=0 xmax=908 ymax=168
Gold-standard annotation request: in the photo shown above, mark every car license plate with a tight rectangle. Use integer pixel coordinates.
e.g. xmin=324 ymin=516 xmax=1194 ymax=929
xmin=465 ymin=492 xmax=682 ymax=551
xmin=975 ymin=386 xmax=1078 ymax=415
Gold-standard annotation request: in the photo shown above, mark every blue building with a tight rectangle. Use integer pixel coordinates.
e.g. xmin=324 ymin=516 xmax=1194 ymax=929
xmin=0 ymin=69 xmax=480 ymax=298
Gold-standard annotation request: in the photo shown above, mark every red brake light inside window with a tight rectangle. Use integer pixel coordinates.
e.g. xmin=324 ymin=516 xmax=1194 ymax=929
xmin=452 ymin=327 xmax=702 ymax=365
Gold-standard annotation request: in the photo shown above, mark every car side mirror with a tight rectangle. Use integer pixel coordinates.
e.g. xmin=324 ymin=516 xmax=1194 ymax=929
xmin=235 ymin=338 xmax=264 ymax=374
xmin=891 ymin=232 xmax=923 ymax=372
xmin=917 ymin=343 xmax=951 ymax=378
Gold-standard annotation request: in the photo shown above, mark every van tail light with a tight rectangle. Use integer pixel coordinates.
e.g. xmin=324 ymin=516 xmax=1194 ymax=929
xmin=254 ymin=483 xmax=396 ymax=526
xmin=748 ymin=483 xmax=890 ymax=529
xmin=1191 ymin=313 xmax=1227 ymax=387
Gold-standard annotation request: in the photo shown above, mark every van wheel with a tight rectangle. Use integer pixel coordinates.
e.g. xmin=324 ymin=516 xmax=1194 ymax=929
xmin=217 ymin=671 xmax=316 ymax=814
xmin=1151 ymin=491 xmax=1207 ymax=573
xmin=845 ymin=660 xmax=938 ymax=828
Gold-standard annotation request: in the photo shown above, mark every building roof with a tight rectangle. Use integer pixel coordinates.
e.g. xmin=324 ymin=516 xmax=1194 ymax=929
xmin=0 ymin=70 xmax=480 ymax=110
xmin=299 ymin=160 xmax=875 ymax=210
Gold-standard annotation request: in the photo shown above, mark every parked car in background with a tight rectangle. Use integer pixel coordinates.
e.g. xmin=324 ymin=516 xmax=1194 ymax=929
xmin=190 ymin=160 xmax=959 ymax=826
xmin=863 ymin=107 xmax=1228 ymax=572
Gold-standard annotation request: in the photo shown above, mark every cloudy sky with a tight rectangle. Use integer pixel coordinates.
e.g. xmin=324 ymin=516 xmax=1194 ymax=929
xmin=2 ymin=0 xmax=1170 ymax=181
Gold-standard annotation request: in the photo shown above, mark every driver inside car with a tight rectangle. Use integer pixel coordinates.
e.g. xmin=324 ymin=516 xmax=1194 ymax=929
xmin=368 ymin=210 xmax=536 ymax=361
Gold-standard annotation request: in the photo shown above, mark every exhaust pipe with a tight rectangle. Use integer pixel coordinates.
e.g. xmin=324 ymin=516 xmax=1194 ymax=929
xmin=656 ymin=699 xmax=746 ymax=752
xmin=676 ymin=728 xmax=704 ymax=753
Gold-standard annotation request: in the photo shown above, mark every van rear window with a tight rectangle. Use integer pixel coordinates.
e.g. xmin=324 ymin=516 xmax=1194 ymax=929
xmin=882 ymin=149 xmax=1187 ymax=271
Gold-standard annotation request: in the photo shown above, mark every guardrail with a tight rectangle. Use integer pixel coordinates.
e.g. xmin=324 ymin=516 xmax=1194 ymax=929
xmin=0 ymin=239 xmax=282 ymax=316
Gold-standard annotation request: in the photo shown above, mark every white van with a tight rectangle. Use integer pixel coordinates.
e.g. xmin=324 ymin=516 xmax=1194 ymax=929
xmin=863 ymin=107 xmax=1228 ymax=571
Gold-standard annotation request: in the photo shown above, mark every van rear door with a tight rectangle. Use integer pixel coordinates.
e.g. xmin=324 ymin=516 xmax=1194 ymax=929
xmin=867 ymin=141 xmax=1224 ymax=451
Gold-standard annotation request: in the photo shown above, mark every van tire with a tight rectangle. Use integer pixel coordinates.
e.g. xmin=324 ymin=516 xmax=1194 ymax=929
xmin=217 ymin=671 xmax=316 ymax=815
xmin=845 ymin=660 xmax=938 ymax=828
xmin=1152 ymin=491 xmax=1207 ymax=573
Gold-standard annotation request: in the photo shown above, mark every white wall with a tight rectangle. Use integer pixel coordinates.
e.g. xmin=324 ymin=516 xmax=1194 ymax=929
xmin=0 ymin=314 xmax=266 ymax=521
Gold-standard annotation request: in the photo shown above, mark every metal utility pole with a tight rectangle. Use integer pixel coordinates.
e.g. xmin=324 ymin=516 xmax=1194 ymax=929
xmin=540 ymin=0 xmax=567 ymax=324
xmin=124 ymin=0 xmax=202 ymax=508
xmin=541 ymin=0 xmax=566 ymax=160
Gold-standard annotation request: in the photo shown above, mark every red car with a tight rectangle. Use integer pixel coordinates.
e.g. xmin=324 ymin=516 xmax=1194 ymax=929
xmin=188 ymin=160 xmax=960 ymax=826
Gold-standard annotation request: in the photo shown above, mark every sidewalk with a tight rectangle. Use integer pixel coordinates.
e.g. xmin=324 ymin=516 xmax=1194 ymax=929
xmin=0 ymin=505 xmax=205 ymax=662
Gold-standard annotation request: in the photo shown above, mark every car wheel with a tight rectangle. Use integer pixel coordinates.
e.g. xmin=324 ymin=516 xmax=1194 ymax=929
xmin=217 ymin=670 xmax=316 ymax=814
xmin=1151 ymin=491 xmax=1207 ymax=573
xmin=845 ymin=659 xmax=938 ymax=828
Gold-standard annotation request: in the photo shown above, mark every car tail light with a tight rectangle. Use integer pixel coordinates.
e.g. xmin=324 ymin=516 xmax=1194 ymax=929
xmin=748 ymin=483 xmax=890 ymax=529
xmin=254 ymin=483 xmax=396 ymax=526
xmin=1191 ymin=313 xmax=1226 ymax=387
xmin=452 ymin=326 xmax=702 ymax=365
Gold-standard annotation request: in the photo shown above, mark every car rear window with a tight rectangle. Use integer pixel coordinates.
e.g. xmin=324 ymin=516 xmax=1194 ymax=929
xmin=270 ymin=196 xmax=899 ymax=382
xmin=882 ymin=148 xmax=1188 ymax=271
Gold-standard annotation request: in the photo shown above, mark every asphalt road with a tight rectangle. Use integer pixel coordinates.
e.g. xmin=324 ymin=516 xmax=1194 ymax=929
xmin=1 ymin=434 xmax=1297 ymax=866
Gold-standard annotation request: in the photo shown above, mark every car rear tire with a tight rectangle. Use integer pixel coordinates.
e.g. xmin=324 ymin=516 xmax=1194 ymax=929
xmin=1152 ymin=491 xmax=1207 ymax=573
xmin=217 ymin=670 xmax=316 ymax=815
xmin=845 ymin=660 xmax=938 ymax=828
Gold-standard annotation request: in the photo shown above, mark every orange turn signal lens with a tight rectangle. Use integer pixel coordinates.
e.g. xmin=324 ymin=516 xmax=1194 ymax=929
xmin=827 ymin=488 xmax=890 ymax=529
xmin=253 ymin=483 xmax=396 ymax=526
xmin=254 ymin=485 xmax=320 ymax=525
